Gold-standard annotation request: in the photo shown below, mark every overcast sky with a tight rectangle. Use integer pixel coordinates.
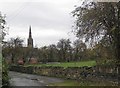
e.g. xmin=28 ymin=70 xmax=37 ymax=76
xmin=0 ymin=0 xmax=83 ymax=48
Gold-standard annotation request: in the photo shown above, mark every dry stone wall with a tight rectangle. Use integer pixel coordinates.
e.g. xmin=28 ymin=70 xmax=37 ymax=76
xmin=9 ymin=65 xmax=118 ymax=81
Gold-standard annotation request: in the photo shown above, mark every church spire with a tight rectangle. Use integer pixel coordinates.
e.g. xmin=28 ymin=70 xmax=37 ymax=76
xmin=28 ymin=25 xmax=33 ymax=48
xmin=29 ymin=25 xmax=32 ymax=38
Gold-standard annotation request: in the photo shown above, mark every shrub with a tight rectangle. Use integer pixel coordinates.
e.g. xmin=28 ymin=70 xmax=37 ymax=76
xmin=2 ymin=58 xmax=9 ymax=86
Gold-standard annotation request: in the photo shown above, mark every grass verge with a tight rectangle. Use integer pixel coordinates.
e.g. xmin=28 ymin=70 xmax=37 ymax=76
xmin=48 ymin=79 xmax=117 ymax=86
xmin=25 ymin=60 xmax=96 ymax=68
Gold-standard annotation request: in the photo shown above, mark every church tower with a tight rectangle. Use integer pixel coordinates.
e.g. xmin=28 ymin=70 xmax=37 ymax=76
xmin=27 ymin=26 xmax=33 ymax=48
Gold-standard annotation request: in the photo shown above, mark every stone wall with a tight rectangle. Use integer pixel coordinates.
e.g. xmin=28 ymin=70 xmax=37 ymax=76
xmin=9 ymin=65 xmax=118 ymax=81
xmin=9 ymin=65 xmax=33 ymax=74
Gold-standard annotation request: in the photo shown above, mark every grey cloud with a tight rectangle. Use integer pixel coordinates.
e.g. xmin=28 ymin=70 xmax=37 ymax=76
xmin=7 ymin=2 xmax=73 ymax=30
xmin=1 ymin=1 xmax=78 ymax=47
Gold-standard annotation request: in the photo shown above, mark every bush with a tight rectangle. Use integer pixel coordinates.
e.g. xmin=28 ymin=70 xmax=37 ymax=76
xmin=2 ymin=58 xmax=9 ymax=86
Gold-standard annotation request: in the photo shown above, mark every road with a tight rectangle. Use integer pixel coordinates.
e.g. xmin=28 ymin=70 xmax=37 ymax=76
xmin=9 ymin=71 xmax=64 ymax=86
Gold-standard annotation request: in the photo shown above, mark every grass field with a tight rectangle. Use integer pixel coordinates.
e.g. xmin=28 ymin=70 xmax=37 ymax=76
xmin=25 ymin=60 xmax=96 ymax=68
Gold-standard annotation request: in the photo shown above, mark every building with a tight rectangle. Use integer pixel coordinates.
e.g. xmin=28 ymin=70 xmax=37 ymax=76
xmin=17 ymin=26 xmax=38 ymax=65
xmin=27 ymin=26 xmax=38 ymax=64
xmin=27 ymin=26 xmax=33 ymax=48
xmin=5 ymin=26 xmax=38 ymax=65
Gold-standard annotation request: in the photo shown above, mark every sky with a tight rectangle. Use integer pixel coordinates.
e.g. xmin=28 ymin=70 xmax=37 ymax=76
xmin=0 ymin=0 xmax=83 ymax=48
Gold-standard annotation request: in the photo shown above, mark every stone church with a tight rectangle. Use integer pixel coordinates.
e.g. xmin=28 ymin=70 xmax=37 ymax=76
xmin=5 ymin=26 xmax=38 ymax=65
xmin=17 ymin=26 xmax=38 ymax=65
xmin=28 ymin=26 xmax=33 ymax=48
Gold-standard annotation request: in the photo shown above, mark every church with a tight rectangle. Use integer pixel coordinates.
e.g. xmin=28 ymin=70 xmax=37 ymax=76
xmin=27 ymin=26 xmax=33 ymax=48
xmin=5 ymin=26 xmax=38 ymax=65
xmin=17 ymin=26 xmax=38 ymax=65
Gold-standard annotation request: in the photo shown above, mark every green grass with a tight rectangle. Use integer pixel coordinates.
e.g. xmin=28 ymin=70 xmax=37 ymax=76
xmin=0 ymin=53 xmax=2 ymax=64
xmin=25 ymin=60 xmax=96 ymax=68
xmin=0 ymin=53 xmax=2 ymax=70
xmin=49 ymin=80 xmax=80 ymax=86
xmin=49 ymin=79 xmax=117 ymax=86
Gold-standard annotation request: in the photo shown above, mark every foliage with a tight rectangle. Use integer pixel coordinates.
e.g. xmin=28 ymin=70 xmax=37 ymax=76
xmin=72 ymin=1 xmax=120 ymax=62
xmin=57 ymin=39 xmax=72 ymax=62
xmin=2 ymin=37 xmax=115 ymax=65
xmin=2 ymin=57 xmax=9 ymax=86
xmin=73 ymin=39 xmax=87 ymax=61
xmin=2 ymin=37 xmax=24 ymax=63
xmin=0 ymin=12 xmax=7 ymax=42
xmin=0 ymin=54 xmax=1 ymax=87
xmin=46 ymin=44 xmax=58 ymax=62
xmin=0 ymin=12 xmax=9 ymax=86
xmin=39 ymin=39 xmax=70 ymax=62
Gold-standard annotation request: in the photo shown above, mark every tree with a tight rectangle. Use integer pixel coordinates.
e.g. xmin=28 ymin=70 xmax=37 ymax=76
xmin=0 ymin=13 xmax=7 ymax=43
xmin=38 ymin=46 xmax=48 ymax=63
xmin=8 ymin=37 xmax=23 ymax=47
xmin=57 ymin=39 xmax=71 ymax=62
xmin=0 ymin=12 xmax=9 ymax=86
xmin=2 ymin=37 xmax=24 ymax=63
xmin=93 ymin=41 xmax=115 ymax=65
xmin=72 ymin=1 xmax=120 ymax=63
xmin=47 ymin=44 xmax=58 ymax=62
xmin=73 ymin=39 xmax=87 ymax=61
